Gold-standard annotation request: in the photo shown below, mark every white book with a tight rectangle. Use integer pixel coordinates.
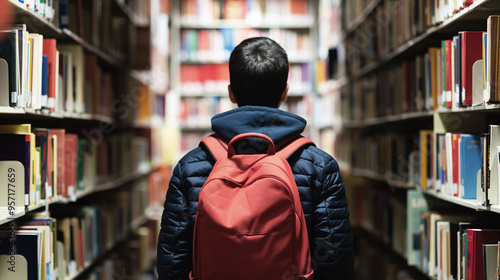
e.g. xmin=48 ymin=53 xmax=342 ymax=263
xmin=58 ymin=45 xmax=84 ymax=113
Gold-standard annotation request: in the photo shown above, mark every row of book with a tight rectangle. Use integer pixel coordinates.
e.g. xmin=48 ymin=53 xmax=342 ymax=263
xmin=407 ymin=190 xmax=500 ymax=280
xmin=13 ymin=0 xmax=133 ymax=58
xmin=180 ymin=63 xmax=312 ymax=95
xmin=180 ymin=28 xmax=312 ymax=63
xmin=180 ymin=0 xmax=311 ymax=25
xmin=0 ymin=25 xmax=117 ymax=115
xmin=180 ymin=63 xmax=230 ymax=94
xmin=0 ymin=124 xmax=153 ymax=209
xmin=419 ymin=125 xmax=500 ymax=207
xmin=336 ymin=130 xmax=418 ymax=184
xmin=340 ymin=15 xmax=500 ymax=122
xmin=0 ymin=173 xmax=163 ymax=280
xmin=180 ymin=96 xmax=235 ymax=128
xmin=346 ymin=182 xmax=407 ymax=259
xmin=374 ymin=0 xmax=481 ymax=59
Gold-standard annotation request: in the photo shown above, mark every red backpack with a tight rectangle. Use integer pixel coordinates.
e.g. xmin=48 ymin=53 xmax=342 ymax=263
xmin=189 ymin=132 xmax=314 ymax=280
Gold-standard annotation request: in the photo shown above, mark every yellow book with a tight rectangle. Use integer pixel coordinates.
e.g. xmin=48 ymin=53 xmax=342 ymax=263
xmin=429 ymin=47 xmax=441 ymax=110
xmin=0 ymin=124 xmax=31 ymax=134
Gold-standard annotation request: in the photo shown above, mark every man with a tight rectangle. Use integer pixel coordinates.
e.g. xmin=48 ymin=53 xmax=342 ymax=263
xmin=157 ymin=37 xmax=354 ymax=279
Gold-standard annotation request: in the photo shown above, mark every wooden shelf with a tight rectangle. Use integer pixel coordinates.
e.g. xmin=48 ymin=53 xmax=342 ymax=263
xmin=342 ymin=111 xmax=434 ymax=128
xmin=0 ymin=106 xmax=114 ymax=123
xmin=340 ymin=0 xmax=383 ymax=41
xmin=349 ymin=168 xmax=415 ymax=189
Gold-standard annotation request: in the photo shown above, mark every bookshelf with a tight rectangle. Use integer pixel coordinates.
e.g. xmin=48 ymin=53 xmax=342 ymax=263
xmin=323 ymin=0 xmax=500 ymax=279
xmin=167 ymin=0 xmax=320 ymax=157
xmin=0 ymin=0 xmax=171 ymax=279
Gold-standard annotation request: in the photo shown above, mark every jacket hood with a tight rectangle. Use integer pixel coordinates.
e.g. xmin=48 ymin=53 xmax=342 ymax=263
xmin=211 ymin=106 xmax=307 ymax=143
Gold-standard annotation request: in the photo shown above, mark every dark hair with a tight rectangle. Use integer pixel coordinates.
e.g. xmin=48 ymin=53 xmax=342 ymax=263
xmin=229 ymin=37 xmax=289 ymax=108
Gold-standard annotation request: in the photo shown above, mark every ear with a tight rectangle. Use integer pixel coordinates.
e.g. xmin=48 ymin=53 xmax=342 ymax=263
xmin=280 ymin=84 xmax=289 ymax=104
xmin=228 ymin=85 xmax=237 ymax=104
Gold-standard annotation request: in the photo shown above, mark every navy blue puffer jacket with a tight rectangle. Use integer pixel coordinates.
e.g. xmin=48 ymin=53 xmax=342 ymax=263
xmin=157 ymin=106 xmax=354 ymax=280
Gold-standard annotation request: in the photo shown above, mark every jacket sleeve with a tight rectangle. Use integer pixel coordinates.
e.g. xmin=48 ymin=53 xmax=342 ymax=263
xmin=312 ymin=159 xmax=354 ymax=280
xmin=157 ymin=162 xmax=192 ymax=280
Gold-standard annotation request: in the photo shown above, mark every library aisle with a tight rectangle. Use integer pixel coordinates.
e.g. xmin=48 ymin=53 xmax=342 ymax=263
xmin=2 ymin=0 xmax=500 ymax=279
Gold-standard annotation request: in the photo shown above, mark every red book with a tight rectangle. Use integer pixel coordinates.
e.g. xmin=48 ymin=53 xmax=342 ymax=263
xmin=290 ymin=0 xmax=308 ymax=15
xmin=49 ymin=129 xmax=66 ymax=198
xmin=84 ymin=55 xmax=99 ymax=114
xmin=64 ymin=134 xmax=78 ymax=199
xmin=463 ymin=0 xmax=474 ymax=8
xmin=42 ymin=39 xmax=57 ymax=110
xmin=445 ymin=40 xmax=453 ymax=108
xmin=461 ymin=31 xmax=483 ymax=106
xmin=466 ymin=229 xmax=500 ymax=280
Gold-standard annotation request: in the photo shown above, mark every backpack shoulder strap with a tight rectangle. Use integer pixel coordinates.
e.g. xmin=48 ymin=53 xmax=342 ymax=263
xmin=276 ymin=136 xmax=315 ymax=160
xmin=200 ymin=134 xmax=228 ymax=162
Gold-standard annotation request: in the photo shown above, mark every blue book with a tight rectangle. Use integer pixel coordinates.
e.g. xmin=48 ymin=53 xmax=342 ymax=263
xmin=220 ymin=29 xmax=234 ymax=60
xmin=58 ymin=0 xmax=69 ymax=28
xmin=407 ymin=190 xmax=429 ymax=267
xmin=41 ymin=55 xmax=48 ymax=109
xmin=460 ymin=134 xmax=481 ymax=199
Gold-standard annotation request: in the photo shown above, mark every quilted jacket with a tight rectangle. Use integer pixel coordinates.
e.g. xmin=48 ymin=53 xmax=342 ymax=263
xmin=157 ymin=106 xmax=354 ymax=280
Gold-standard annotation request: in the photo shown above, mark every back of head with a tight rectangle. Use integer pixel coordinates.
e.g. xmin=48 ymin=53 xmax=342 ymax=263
xmin=229 ymin=37 xmax=289 ymax=108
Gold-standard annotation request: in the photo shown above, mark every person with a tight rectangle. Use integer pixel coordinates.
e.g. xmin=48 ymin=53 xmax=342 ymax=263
xmin=157 ymin=37 xmax=354 ymax=280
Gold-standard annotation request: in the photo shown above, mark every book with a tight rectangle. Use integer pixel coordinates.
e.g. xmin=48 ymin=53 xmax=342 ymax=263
xmin=42 ymin=39 xmax=57 ymax=110
xmin=486 ymin=16 xmax=499 ymax=103
xmin=49 ymin=129 xmax=65 ymax=198
xmin=28 ymin=33 xmax=44 ymax=110
xmin=420 ymin=130 xmax=433 ymax=190
xmin=33 ymin=129 xmax=49 ymax=200
xmin=0 ymin=31 xmax=19 ymax=107
xmin=57 ymin=45 xmax=84 ymax=113
xmin=0 ymin=231 xmax=41 ymax=280
xmin=41 ymin=55 xmax=48 ymax=108
xmin=0 ymin=134 xmax=32 ymax=206
xmin=64 ymin=134 xmax=78 ymax=200
xmin=489 ymin=125 xmax=500 ymax=206
xmin=460 ymin=134 xmax=481 ymax=199
xmin=462 ymin=31 xmax=483 ymax=106
xmin=407 ymin=190 xmax=430 ymax=267
xmin=467 ymin=229 xmax=500 ymax=280
xmin=483 ymin=243 xmax=498 ymax=280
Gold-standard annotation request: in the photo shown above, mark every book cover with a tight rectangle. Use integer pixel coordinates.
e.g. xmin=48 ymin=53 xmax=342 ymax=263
xmin=407 ymin=190 xmax=430 ymax=266
xmin=489 ymin=125 xmax=500 ymax=206
xmin=486 ymin=16 xmax=499 ymax=103
xmin=462 ymin=31 xmax=483 ymax=106
xmin=64 ymin=134 xmax=78 ymax=200
xmin=49 ymin=129 xmax=65 ymax=198
xmin=41 ymin=55 xmax=48 ymax=109
xmin=445 ymin=39 xmax=453 ymax=108
xmin=451 ymin=133 xmax=461 ymax=197
xmin=28 ymin=33 xmax=43 ymax=110
xmin=429 ymin=47 xmax=440 ymax=110
xmin=467 ymin=229 xmax=500 ymax=280
xmin=0 ymin=231 xmax=40 ymax=280
xmin=483 ymin=243 xmax=498 ymax=280
xmin=0 ymin=134 xmax=31 ymax=206
xmin=42 ymin=39 xmax=57 ymax=110
xmin=0 ymin=31 xmax=18 ymax=107
xmin=420 ymin=130 xmax=433 ymax=190
xmin=33 ymin=129 xmax=49 ymax=200
xmin=460 ymin=134 xmax=481 ymax=199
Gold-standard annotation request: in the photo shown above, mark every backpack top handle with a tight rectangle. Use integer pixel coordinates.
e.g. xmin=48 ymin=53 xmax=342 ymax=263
xmin=227 ymin=132 xmax=275 ymax=157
